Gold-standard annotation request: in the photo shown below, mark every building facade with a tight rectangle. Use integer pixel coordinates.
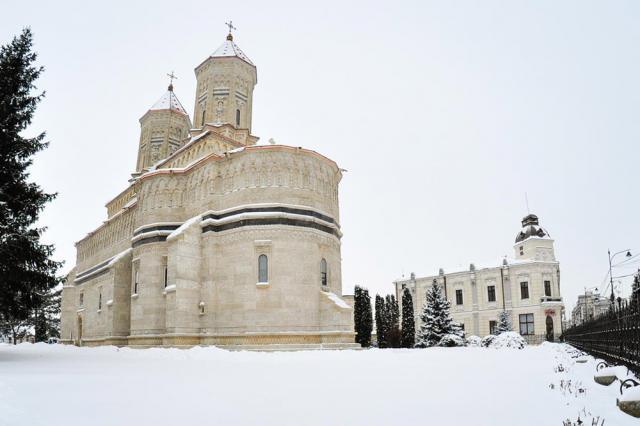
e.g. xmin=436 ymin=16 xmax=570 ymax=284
xmin=393 ymin=214 xmax=565 ymax=343
xmin=570 ymin=291 xmax=611 ymax=326
xmin=60 ymin=31 xmax=357 ymax=349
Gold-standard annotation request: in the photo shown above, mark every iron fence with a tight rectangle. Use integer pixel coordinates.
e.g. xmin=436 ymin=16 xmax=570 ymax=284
xmin=562 ymin=297 xmax=640 ymax=376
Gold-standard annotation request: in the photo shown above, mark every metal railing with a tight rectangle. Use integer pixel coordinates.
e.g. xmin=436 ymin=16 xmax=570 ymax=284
xmin=563 ymin=297 xmax=640 ymax=376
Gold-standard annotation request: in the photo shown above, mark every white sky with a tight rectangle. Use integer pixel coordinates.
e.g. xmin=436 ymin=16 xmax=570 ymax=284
xmin=3 ymin=0 xmax=639 ymax=311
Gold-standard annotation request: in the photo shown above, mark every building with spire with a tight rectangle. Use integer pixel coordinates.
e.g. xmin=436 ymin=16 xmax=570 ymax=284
xmin=393 ymin=214 xmax=565 ymax=343
xmin=60 ymin=28 xmax=357 ymax=349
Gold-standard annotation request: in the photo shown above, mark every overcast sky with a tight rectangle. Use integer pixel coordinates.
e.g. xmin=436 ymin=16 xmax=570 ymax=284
xmin=3 ymin=0 xmax=639 ymax=310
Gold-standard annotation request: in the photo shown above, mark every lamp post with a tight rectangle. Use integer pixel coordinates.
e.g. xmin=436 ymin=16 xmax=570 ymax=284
xmin=608 ymin=248 xmax=632 ymax=303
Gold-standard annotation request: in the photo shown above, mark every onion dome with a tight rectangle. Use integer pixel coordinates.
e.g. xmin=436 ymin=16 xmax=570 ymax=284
xmin=515 ymin=214 xmax=550 ymax=243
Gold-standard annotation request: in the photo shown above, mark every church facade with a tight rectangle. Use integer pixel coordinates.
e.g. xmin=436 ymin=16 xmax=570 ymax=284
xmin=393 ymin=214 xmax=565 ymax=343
xmin=60 ymin=32 xmax=357 ymax=349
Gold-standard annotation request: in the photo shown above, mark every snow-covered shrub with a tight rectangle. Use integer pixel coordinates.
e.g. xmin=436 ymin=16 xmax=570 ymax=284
xmin=466 ymin=335 xmax=481 ymax=347
xmin=481 ymin=334 xmax=496 ymax=347
xmin=437 ymin=334 xmax=465 ymax=347
xmin=489 ymin=331 xmax=526 ymax=349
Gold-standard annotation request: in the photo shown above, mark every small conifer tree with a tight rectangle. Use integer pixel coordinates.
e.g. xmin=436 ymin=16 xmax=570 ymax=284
xmin=374 ymin=295 xmax=386 ymax=348
xmin=415 ymin=280 xmax=461 ymax=347
xmin=401 ymin=288 xmax=415 ymax=348
xmin=496 ymin=310 xmax=512 ymax=334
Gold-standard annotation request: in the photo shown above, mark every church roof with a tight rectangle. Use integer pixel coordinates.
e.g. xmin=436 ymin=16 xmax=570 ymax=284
xmin=210 ymin=35 xmax=254 ymax=66
xmin=149 ymin=86 xmax=188 ymax=115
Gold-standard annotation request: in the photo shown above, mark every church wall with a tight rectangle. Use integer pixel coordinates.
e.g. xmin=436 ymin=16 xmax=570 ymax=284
xmin=130 ymin=243 xmax=169 ymax=337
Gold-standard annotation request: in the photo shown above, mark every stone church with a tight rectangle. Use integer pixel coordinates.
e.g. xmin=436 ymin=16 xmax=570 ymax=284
xmin=60 ymin=30 xmax=357 ymax=349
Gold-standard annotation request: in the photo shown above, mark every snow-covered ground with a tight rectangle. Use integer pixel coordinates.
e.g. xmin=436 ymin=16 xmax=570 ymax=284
xmin=0 ymin=343 xmax=636 ymax=426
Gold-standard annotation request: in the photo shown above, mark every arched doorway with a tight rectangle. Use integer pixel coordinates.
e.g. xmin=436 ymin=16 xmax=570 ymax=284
xmin=77 ymin=316 xmax=83 ymax=346
xmin=545 ymin=315 xmax=554 ymax=342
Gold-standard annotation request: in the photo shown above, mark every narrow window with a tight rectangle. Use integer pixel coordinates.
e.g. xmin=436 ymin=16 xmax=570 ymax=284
xmin=489 ymin=320 xmax=497 ymax=335
xmin=320 ymin=258 xmax=328 ymax=287
xmin=519 ymin=246 xmax=524 ymax=256
xmin=455 ymin=289 xmax=463 ymax=305
xmin=235 ymin=109 xmax=240 ymax=126
xmin=98 ymin=289 xmax=102 ymax=310
xmin=258 ymin=254 xmax=268 ymax=283
xmin=519 ymin=313 xmax=534 ymax=335
xmin=487 ymin=285 xmax=496 ymax=302
xmin=79 ymin=292 xmax=84 ymax=307
xmin=164 ymin=266 xmax=168 ymax=288
xmin=134 ymin=270 xmax=139 ymax=295
xmin=544 ymin=280 xmax=551 ymax=297
xmin=201 ymin=110 xmax=206 ymax=126
xmin=520 ymin=281 xmax=529 ymax=299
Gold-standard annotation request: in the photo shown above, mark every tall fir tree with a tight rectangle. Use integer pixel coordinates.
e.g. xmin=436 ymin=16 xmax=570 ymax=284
xmin=495 ymin=310 xmax=512 ymax=334
xmin=0 ymin=28 xmax=61 ymax=342
xmin=353 ymin=285 xmax=373 ymax=347
xmin=415 ymin=280 xmax=462 ymax=348
xmin=374 ymin=295 xmax=386 ymax=348
xmin=401 ymin=288 xmax=415 ymax=348
xmin=631 ymin=271 xmax=640 ymax=306
xmin=34 ymin=287 xmax=61 ymax=341
xmin=385 ymin=294 xmax=401 ymax=348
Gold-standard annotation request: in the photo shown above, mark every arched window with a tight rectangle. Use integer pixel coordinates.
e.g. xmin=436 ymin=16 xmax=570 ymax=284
xmin=236 ymin=109 xmax=241 ymax=126
xmin=201 ymin=110 xmax=206 ymax=127
xmin=320 ymin=258 xmax=327 ymax=287
xmin=258 ymin=254 xmax=268 ymax=283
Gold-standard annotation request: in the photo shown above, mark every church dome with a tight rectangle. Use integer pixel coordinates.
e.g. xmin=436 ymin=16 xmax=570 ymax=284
xmin=210 ymin=34 xmax=254 ymax=66
xmin=515 ymin=214 xmax=550 ymax=243
xmin=148 ymin=85 xmax=188 ymax=115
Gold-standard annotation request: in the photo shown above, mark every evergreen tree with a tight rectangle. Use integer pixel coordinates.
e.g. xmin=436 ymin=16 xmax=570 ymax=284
xmin=353 ymin=285 xmax=373 ymax=347
xmin=495 ymin=310 xmax=512 ymax=334
xmin=385 ymin=294 xmax=401 ymax=348
xmin=401 ymin=288 xmax=415 ymax=348
xmin=374 ymin=295 xmax=386 ymax=348
xmin=34 ymin=287 xmax=61 ymax=341
xmin=0 ymin=28 xmax=62 ymax=342
xmin=631 ymin=271 xmax=640 ymax=306
xmin=415 ymin=280 xmax=461 ymax=348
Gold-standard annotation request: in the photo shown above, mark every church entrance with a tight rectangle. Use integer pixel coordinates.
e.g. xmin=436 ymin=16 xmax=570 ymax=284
xmin=77 ymin=317 xmax=83 ymax=346
xmin=545 ymin=315 xmax=554 ymax=342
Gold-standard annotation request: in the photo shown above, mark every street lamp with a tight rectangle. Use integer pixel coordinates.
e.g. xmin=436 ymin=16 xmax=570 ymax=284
xmin=608 ymin=249 xmax=632 ymax=302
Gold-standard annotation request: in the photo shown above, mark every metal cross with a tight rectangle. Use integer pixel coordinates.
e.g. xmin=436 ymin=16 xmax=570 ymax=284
xmin=225 ymin=21 xmax=237 ymax=34
xmin=167 ymin=71 xmax=177 ymax=85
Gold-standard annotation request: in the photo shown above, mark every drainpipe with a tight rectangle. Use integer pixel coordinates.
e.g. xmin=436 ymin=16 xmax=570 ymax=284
xmin=443 ymin=276 xmax=448 ymax=300
xmin=500 ymin=265 xmax=506 ymax=310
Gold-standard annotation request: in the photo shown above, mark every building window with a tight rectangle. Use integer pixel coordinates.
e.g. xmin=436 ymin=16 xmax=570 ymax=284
xmin=489 ymin=320 xmax=497 ymax=335
xmin=235 ymin=109 xmax=240 ymax=126
xmin=201 ymin=110 xmax=206 ymax=127
xmin=79 ymin=292 xmax=84 ymax=307
xmin=258 ymin=254 xmax=268 ymax=283
xmin=520 ymin=281 xmax=529 ymax=299
xmin=98 ymin=289 xmax=102 ymax=310
xmin=519 ymin=313 xmax=534 ymax=335
xmin=487 ymin=285 xmax=496 ymax=302
xmin=320 ymin=258 xmax=327 ymax=287
xmin=134 ymin=270 xmax=139 ymax=295
xmin=519 ymin=246 xmax=524 ymax=256
xmin=455 ymin=289 xmax=463 ymax=305
xmin=544 ymin=280 xmax=551 ymax=297
xmin=164 ymin=266 xmax=168 ymax=288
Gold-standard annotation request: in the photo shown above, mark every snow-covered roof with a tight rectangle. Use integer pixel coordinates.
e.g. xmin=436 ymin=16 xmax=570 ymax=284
xmin=211 ymin=36 xmax=254 ymax=65
xmin=149 ymin=87 xmax=188 ymax=115
xmin=515 ymin=214 xmax=551 ymax=243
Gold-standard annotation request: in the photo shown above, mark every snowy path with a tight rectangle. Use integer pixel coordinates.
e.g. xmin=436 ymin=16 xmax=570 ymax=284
xmin=0 ymin=343 xmax=635 ymax=425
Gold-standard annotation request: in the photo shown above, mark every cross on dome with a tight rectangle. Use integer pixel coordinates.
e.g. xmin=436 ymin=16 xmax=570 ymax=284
xmin=166 ymin=71 xmax=177 ymax=91
xmin=225 ymin=20 xmax=237 ymax=40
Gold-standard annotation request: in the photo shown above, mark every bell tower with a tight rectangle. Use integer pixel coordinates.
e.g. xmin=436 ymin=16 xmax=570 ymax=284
xmin=193 ymin=24 xmax=257 ymax=131
xmin=136 ymin=79 xmax=192 ymax=172
xmin=514 ymin=214 xmax=556 ymax=261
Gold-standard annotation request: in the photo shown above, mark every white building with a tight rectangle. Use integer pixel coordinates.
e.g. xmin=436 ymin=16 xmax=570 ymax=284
xmin=394 ymin=214 xmax=565 ymax=343
xmin=571 ymin=291 xmax=611 ymax=326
